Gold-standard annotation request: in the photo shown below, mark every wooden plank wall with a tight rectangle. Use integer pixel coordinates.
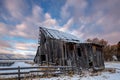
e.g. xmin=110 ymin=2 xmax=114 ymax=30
xmin=34 ymin=27 xmax=105 ymax=70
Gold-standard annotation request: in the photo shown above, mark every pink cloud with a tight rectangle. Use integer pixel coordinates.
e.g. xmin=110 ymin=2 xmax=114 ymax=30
xmin=4 ymin=0 xmax=29 ymax=20
xmin=59 ymin=18 xmax=73 ymax=31
xmin=0 ymin=22 xmax=8 ymax=35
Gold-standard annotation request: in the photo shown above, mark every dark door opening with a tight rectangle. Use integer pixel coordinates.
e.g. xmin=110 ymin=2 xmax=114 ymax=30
xmin=89 ymin=59 xmax=93 ymax=68
xmin=41 ymin=55 xmax=46 ymax=61
xmin=77 ymin=48 xmax=81 ymax=57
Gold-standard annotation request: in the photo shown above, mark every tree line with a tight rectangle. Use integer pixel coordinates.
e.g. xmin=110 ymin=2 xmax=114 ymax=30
xmin=86 ymin=38 xmax=120 ymax=61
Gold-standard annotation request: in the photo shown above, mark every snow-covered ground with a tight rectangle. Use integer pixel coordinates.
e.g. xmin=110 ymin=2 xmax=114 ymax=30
xmin=33 ymin=62 xmax=120 ymax=80
xmin=105 ymin=62 xmax=120 ymax=69
xmin=0 ymin=61 xmax=120 ymax=80
xmin=0 ymin=61 xmax=37 ymax=72
xmin=0 ymin=61 xmax=37 ymax=78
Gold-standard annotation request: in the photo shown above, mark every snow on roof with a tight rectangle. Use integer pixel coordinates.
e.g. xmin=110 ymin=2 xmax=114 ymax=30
xmin=40 ymin=27 xmax=82 ymax=43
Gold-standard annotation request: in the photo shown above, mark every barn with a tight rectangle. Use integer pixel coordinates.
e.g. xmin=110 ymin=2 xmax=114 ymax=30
xmin=34 ymin=27 xmax=104 ymax=70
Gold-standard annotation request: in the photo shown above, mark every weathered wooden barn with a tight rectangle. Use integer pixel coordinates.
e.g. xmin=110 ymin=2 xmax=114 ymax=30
xmin=34 ymin=27 xmax=104 ymax=70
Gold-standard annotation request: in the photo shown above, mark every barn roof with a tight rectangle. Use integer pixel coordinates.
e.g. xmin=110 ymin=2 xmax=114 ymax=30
xmin=40 ymin=27 xmax=82 ymax=43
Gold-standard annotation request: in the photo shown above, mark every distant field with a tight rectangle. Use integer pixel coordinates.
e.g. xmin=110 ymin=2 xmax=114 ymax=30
xmin=0 ymin=60 xmax=33 ymax=62
xmin=0 ymin=60 xmax=34 ymax=68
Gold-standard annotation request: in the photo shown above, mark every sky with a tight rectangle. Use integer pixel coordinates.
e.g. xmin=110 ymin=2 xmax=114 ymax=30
xmin=0 ymin=0 xmax=120 ymax=55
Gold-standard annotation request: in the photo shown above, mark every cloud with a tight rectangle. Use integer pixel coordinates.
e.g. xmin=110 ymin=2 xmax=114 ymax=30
xmin=0 ymin=40 xmax=11 ymax=48
xmin=0 ymin=22 xmax=8 ymax=35
xmin=12 ymin=42 xmax=37 ymax=55
xmin=0 ymin=39 xmax=13 ymax=54
xmin=0 ymin=0 xmax=120 ymax=55
xmin=41 ymin=13 xmax=58 ymax=28
xmin=3 ymin=0 xmax=29 ymax=20
xmin=30 ymin=5 xmax=44 ymax=23
xmin=0 ymin=48 xmax=13 ymax=54
xmin=60 ymin=0 xmax=120 ymax=44
xmin=14 ymin=42 xmax=37 ymax=51
xmin=101 ymin=32 xmax=120 ymax=44
xmin=61 ymin=0 xmax=87 ymax=21
xmin=13 ymin=50 xmax=35 ymax=55
xmin=71 ymin=25 xmax=85 ymax=37
xmin=0 ymin=4 xmax=42 ymax=54
xmin=0 ymin=2 xmax=47 ymax=54
xmin=9 ymin=23 xmax=28 ymax=38
xmin=8 ymin=5 xmax=43 ymax=39
xmin=32 ymin=5 xmax=43 ymax=19
xmin=9 ymin=6 xmax=59 ymax=39
xmin=0 ymin=38 xmax=37 ymax=55
xmin=59 ymin=18 xmax=73 ymax=31
xmin=84 ymin=0 xmax=120 ymax=44
xmin=45 ymin=13 xmax=51 ymax=19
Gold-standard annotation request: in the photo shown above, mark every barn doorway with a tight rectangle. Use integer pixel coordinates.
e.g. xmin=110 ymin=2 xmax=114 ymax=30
xmin=89 ymin=58 xmax=93 ymax=68
xmin=41 ymin=55 xmax=46 ymax=61
xmin=77 ymin=48 xmax=81 ymax=57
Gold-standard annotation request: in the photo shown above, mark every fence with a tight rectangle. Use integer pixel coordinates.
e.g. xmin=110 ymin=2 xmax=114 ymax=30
xmin=0 ymin=66 xmax=76 ymax=80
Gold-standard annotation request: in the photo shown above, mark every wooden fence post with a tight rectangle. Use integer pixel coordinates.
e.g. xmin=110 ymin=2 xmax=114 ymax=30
xmin=18 ymin=66 xmax=20 ymax=80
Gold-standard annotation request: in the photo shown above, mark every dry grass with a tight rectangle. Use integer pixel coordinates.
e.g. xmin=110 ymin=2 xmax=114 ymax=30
xmin=104 ymin=68 xmax=116 ymax=73
xmin=1 ymin=68 xmax=116 ymax=80
xmin=24 ymin=61 xmax=35 ymax=65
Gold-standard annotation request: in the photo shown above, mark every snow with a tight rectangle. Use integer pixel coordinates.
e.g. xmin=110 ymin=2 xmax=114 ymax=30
xmin=0 ymin=61 xmax=120 ymax=80
xmin=32 ymin=72 xmax=120 ymax=80
xmin=105 ymin=62 xmax=120 ymax=69
xmin=0 ymin=60 xmax=34 ymax=68
xmin=33 ymin=62 xmax=120 ymax=80
xmin=112 ymin=55 xmax=118 ymax=61
xmin=0 ymin=61 xmax=37 ymax=78
xmin=33 ymin=72 xmax=120 ymax=80
xmin=0 ymin=61 xmax=37 ymax=72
